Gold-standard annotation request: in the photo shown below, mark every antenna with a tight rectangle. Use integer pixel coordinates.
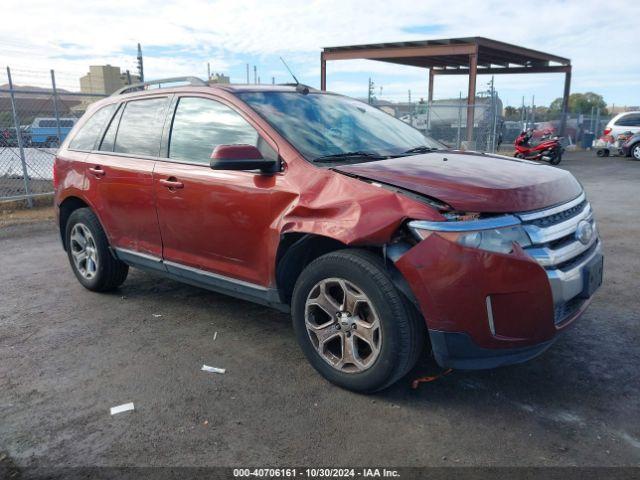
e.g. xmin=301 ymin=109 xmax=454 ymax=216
xmin=279 ymin=57 xmax=299 ymax=85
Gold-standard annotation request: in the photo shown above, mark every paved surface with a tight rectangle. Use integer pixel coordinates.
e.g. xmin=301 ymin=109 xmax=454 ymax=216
xmin=1 ymin=152 xmax=639 ymax=471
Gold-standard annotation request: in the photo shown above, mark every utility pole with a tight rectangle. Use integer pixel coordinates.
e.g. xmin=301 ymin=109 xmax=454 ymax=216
xmin=272 ymin=76 xmax=275 ymax=85
xmin=408 ymin=89 xmax=413 ymax=127
xmin=520 ymin=96 xmax=525 ymax=131
xmin=531 ymin=95 xmax=535 ymax=127
xmin=207 ymin=62 xmax=211 ymax=80
xmin=136 ymin=43 xmax=144 ymax=82
xmin=246 ymin=64 xmax=250 ymax=84
xmin=491 ymin=76 xmax=498 ymax=152
xmin=253 ymin=65 xmax=257 ymax=84
xmin=367 ymin=78 xmax=375 ymax=104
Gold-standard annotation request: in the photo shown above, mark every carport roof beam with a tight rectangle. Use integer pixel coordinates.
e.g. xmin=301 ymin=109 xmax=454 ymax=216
xmin=320 ymin=36 xmax=572 ymax=138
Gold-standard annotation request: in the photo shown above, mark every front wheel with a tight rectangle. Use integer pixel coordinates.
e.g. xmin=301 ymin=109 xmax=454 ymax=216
xmin=632 ymin=143 xmax=640 ymax=160
xmin=292 ymin=249 xmax=426 ymax=393
xmin=65 ymin=208 xmax=128 ymax=291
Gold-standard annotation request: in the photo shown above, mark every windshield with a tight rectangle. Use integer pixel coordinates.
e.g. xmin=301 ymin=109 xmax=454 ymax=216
xmin=237 ymin=91 xmax=444 ymax=165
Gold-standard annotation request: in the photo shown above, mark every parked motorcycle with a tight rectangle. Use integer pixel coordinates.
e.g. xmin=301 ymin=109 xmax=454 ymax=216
xmin=513 ymin=129 xmax=563 ymax=165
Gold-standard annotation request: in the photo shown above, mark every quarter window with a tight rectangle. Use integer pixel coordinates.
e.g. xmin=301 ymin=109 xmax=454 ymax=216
xmin=169 ymin=97 xmax=259 ymax=164
xmin=68 ymin=104 xmax=117 ymax=151
xmin=99 ymin=104 xmax=123 ymax=152
xmin=114 ymin=97 xmax=169 ymax=156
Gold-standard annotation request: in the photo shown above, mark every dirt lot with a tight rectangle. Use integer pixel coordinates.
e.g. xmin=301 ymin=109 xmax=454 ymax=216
xmin=1 ymin=151 xmax=639 ymax=474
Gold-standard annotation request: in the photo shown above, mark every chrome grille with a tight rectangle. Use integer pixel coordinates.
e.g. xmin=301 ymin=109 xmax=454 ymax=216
xmin=517 ymin=192 xmax=596 ymax=269
xmin=516 ymin=192 xmax=600 ymax=325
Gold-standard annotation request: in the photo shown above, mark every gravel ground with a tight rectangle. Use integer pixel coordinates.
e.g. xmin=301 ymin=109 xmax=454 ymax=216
xmin=1 ymin=151 xmax=639 ymax=474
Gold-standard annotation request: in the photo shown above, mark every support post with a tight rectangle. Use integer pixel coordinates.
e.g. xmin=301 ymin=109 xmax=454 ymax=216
xmin=50 ymin=69 xmax=62 ymax=146
xmin=320 ymin=52 xmax=326 ymax=91
xmin=558 ymin=66 xmax=571 ymax=137
xmin=456 ymin=92 xmax=462 ymax=149
xmin=428 ymin=68 xmax=434 ymax=102
xmin=466 ymin=51 xmax=478 ymax=143
xmin=6 ymin=67 xmax=33 ymax=207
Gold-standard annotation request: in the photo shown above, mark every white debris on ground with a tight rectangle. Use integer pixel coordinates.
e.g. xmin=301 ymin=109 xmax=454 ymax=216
xmin=201 ymin=365 xmax=225 ymax=374
xmin=152 ymin=314 xmax=162 ymax=318
xmin=213 ymin=331 xmax=218 ymax=341
xmin=110 ymin=403 xmax=135 ymax=415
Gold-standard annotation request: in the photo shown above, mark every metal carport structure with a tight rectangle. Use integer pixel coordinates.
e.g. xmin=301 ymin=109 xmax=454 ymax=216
xmin=320 ymin=37 xmax=572 ymax=142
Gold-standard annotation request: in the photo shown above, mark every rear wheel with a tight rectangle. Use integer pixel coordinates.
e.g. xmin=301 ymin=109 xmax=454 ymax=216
xmin=549 ymin=148 xmax=562 ymax=165
xmin=292 ymin=249 xmax=425 ymax=393
xmin=65 ymin=208 xmax=128 ymax=291
xmin=632 ymin=143 xmax=640 ymax=160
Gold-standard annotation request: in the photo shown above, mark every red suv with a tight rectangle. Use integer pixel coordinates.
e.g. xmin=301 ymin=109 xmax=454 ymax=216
xmin=54 ymin=78 xmax=603 ymax=392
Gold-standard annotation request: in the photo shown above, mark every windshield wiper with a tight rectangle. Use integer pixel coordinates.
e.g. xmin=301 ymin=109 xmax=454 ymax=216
xmin=312 ymin=151 xmax=385 ymax=163
xmin=402 ymin=145 xmax=440 ymax=154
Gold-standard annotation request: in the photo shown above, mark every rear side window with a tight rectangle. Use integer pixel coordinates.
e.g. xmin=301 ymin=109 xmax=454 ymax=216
xmin=68 ymin=104 xmax=118 ymax=151
xmin=114 ymin=97 xmax=169 ymax=156
xmin=615 ymin=114 xmax=640 ymax=127
xmin=169 ymin=97 xmax=258 ymax=164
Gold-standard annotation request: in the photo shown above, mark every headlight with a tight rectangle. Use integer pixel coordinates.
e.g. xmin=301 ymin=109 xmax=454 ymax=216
xmin=408 ymin=217 xmax=532 ymax=254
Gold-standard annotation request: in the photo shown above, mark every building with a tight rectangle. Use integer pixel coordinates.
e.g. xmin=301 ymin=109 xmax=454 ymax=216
xmin=208 ymin=72 xmax=230 ymax=84
xmin=608 ymin=105 xmax=640 ymax=115
xmin=79 ymin=65 xmax=140 ymax=95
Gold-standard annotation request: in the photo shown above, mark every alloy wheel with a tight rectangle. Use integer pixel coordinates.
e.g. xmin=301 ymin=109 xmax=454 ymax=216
xmin=69 ymin=223 xmax=99 ymax=279
xmin=305 ymin=278 xmax=382 ymax=373
xmin=633 ymin=144 xmax=640 ymax=160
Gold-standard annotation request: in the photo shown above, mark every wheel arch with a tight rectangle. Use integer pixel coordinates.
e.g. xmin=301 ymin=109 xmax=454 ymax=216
xmin=275 ymin=232 xmax=421 ymax=311
xmin=58 ymin=196 xmax=90 ymax=250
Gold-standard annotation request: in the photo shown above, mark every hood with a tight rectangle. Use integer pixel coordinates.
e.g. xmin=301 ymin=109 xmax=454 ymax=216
xmin=333 ymin=151 xmax=583 ymax=213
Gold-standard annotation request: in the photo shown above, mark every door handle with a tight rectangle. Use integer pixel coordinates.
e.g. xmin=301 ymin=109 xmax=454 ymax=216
xmin=88 ymin=166 xmax=105 ymax=177
xmin=159 ymin=178 xmax=184 ymax=189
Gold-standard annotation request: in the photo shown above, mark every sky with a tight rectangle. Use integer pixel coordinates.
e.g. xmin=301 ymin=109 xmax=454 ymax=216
xmin=1 ymin=0 xmax=639 ymax=107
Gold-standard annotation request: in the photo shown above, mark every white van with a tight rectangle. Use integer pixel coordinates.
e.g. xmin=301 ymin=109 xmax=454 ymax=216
xmin=604 ymin=111 xmax=640 ymax=138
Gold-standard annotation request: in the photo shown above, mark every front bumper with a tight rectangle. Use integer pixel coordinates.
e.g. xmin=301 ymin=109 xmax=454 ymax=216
xmin=395 ymin=196 xmax=603 ymax=370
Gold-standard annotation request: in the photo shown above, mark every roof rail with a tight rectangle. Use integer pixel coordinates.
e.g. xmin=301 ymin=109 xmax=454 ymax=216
xmin=112 ymin=76 xmax=208 ymax=96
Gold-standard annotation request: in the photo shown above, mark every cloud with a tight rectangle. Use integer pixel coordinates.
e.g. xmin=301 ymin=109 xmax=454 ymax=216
xmin=1 ymin=0 xmax=638 ymax=105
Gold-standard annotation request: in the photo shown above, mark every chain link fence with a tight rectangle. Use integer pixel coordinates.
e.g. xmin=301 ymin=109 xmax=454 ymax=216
xmin=0 ymin=66 xmax=107 ymax=205
xmin=377 ymin=93 xmax=503 ymax=152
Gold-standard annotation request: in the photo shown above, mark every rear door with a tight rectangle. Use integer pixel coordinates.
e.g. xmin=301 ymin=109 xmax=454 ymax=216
xmin=84 ymin=96 xmax=170 ymax=258
xmin=154 ymin=94 xmax=279 ymax=286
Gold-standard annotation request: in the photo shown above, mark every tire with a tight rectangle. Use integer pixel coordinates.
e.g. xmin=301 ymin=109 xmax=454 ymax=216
xmin=549 ymin=147 xmax=562 ymax=165
xmin=632 ymin=143 xmax=640 ymax=161
xmin=65 ymin=208 xmax=128 ymax=292
xmin=291 ymin=249 xmax=426 ymax=393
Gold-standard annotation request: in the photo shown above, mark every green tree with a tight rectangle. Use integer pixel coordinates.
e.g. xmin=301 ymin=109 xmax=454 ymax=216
xmin=549 ymin=92 xmax=607 ymax=115
xmin=503 ymin=106 xmax=519 ymax=120
xmin=0 ymin=111 xmax=13 ymax=128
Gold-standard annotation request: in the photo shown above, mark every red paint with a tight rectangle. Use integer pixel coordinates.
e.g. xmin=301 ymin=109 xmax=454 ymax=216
xmin=54 ymin=84 xmax=591 ymax=358
xmin=211 ymin=144 xmax=263 ymax=160
xmin=335 ymin=152 xmax=581 ymax=213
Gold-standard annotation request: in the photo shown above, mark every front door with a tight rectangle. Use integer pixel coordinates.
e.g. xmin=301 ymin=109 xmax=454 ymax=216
xmin=154 ymin=95 xmax=279 ymax=286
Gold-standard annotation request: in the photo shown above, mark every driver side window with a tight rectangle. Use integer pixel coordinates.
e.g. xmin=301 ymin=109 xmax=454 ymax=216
xmin=169 ymin=97 xmax=274 ymax=164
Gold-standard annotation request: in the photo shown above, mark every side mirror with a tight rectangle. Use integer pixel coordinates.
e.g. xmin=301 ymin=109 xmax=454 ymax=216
xmin=210 ymin=144 xmax=276 ymax=173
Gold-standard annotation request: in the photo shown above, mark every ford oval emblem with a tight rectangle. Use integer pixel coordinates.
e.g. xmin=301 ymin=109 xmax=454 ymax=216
xmin=575 ymin=220 xmax=593 ymax=245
